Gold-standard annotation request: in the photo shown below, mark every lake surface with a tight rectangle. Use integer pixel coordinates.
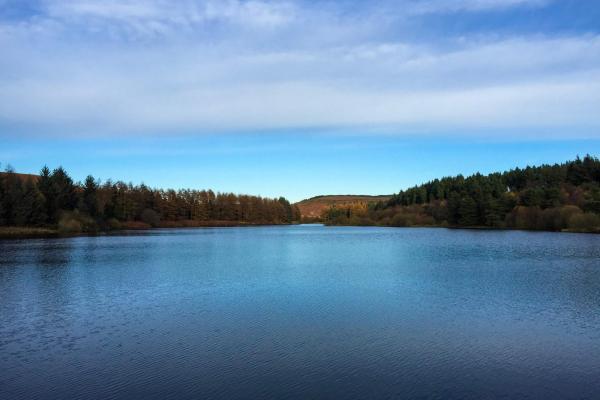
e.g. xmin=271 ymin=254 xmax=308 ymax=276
xmin=1 ymin=225 xmax=600 ymax=399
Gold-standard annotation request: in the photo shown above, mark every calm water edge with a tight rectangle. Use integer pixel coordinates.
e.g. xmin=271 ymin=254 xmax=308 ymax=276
xmin=1 ymin=225 xmax=600 ymax=399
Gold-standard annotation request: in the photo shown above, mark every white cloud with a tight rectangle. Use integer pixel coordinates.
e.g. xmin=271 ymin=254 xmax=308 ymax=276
xmin=408 ymin=0 xmax=551 ymax=14
xmin=48 ymin=1 xmax=163 ymax=19
xmin=40 ymin=0 xmax=297 ymax=38
xmin=1 ymin=0 xmax=599 ymax=138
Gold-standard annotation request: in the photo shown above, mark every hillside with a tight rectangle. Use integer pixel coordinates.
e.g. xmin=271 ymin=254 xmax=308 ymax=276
xmin=295 ymin=195 xmax=391 ymax=219
xmin=322 ymin=156 xmax=600 ymax=233
xmin=0 ymin=172 xmax=39 ymax=182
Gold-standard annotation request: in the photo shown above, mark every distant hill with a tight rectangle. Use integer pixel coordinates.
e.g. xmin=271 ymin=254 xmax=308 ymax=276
xmin=295 ymin=195 xmax=392 ymax=219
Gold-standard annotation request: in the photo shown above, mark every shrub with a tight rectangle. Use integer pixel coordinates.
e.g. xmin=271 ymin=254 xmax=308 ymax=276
xmin=58 ymin=216 xmax=82 ymax=234
xmin=415 ymin=214 xmax=435 ymax=226
xmin=506 ymin=206 xmax=541 ymax=230
xmin=141 ymin=208 xmax=161 ymax=227
xmin=568 ymin=213 xmax=600 ymax=232
xmin=560 ymin=205 xmax=583 ymax=223
xmin=57 ymin=210 xmax=97 ymax=233
xmin=106 ymin=218 xmax=122 ymax=230
xmin=426 ymin=200 xmax=448 ymax=223
xmin=537 ymin=208 xmax=562 ymax=231
xmin=390 ymin=213 xmax=411 ymax=227
xmin=379 ymin=216 xmax=391 ymax=226
xmin=121 ymin=221 xmax=151 ymax=230
xmin=349 ymin=216 xmax=375 ymax=226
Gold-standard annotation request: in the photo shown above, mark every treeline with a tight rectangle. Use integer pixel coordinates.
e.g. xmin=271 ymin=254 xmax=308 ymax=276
xmin=0 ymin=165 xmax=300 ymax=233
xmin=323 ymin=155 xmax=600 ymax=233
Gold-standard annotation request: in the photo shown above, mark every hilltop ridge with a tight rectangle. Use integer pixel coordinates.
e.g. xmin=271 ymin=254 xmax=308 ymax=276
xmin=295 ymin=195 xmax=391 ymax=220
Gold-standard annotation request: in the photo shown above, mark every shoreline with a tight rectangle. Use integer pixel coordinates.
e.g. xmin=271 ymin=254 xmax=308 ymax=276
xmin=2 ymin=222 xmax=599 ymax=240
xmin=0 ymin=221 xmax=297 ymax=240
xmin=322 ymin=222 xmax=600 ymax=234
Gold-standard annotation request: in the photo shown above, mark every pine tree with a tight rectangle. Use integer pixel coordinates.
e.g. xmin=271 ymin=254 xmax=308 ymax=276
xmin=3 ymin=166 xmax=21 ymax=226
xmin=0 ymin=171 xmax=6 ymax=225
xmin=37 ymin=165 xmax=54 ymax=221
xmin=447 ymin=192 xmax=461 ymax=225
xmin=28 ymin=183 xmax=47 ymax=225
xmin=483 ymin=197 xmax=503 ymax=227
xmin=82 ymin=175 xmax=99 ymax=217
xmin=51 ymin=167 xmax=77 ymax=215
xmin=14 ymin=180 xmax=47 ymax=226
xmin=458 ymin=196 xmax=478 ymax=226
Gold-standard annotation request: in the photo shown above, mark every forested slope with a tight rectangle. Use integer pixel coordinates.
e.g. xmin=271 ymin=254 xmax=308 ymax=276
xmin=323 ymin=156 xmax=600 ymax=233
xmin=0 ymin=165 xmax=300 ymax=235
xmin=295 ymin=195 xmax=391 ymax=220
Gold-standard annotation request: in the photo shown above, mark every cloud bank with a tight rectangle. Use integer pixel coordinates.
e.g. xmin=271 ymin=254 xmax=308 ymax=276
xmin=1 ymin=0 xmax=599 ymax=137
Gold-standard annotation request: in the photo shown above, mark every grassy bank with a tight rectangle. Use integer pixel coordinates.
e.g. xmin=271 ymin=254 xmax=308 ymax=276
xmin=324 ymin=220 xmax=600 ymax=234
xmin=0 ymin=220 xmax=295 ymax=239
xmin=0 ymin=226 xmax=59 ymax=239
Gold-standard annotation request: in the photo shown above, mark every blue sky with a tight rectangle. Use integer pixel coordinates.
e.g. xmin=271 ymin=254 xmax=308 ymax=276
xmin=1 ymin=0 xmax=600 ymax=201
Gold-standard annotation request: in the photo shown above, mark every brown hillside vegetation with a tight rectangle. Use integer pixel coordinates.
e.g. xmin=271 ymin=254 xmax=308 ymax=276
xmin=0 ymin=172 xmax=39 ymax=183
xmin=295 ymin=195 xmax=391 ymax=219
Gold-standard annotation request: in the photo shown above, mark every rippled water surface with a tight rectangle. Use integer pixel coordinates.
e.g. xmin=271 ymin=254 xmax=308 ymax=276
xmin=1 ymin=225 xmax=600 ymax=399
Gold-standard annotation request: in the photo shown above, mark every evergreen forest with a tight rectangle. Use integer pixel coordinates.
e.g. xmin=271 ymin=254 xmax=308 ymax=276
xmin=323 ymin=156 xmax=600 ymax=233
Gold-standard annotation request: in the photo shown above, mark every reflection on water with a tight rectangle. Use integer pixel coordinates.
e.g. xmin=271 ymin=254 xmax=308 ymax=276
xmin=1 ymin=226 xmax=600 ymax=399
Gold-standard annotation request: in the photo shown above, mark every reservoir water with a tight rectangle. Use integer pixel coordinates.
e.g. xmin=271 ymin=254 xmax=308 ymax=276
xmin=1 ymin=225 xmax=600 ymax=399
